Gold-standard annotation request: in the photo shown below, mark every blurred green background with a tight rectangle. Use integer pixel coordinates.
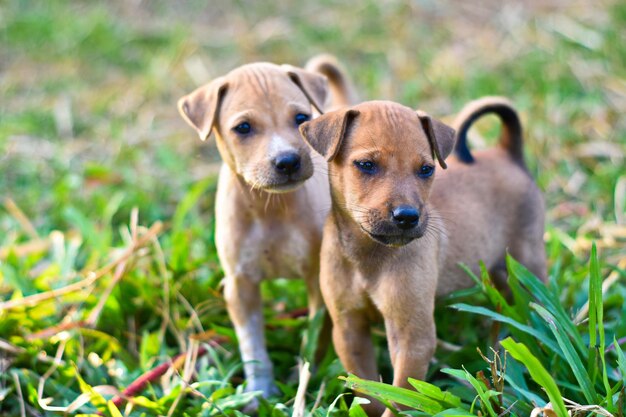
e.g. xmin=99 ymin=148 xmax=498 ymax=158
xmin=1 ymin=0 xmax=625 ymax=416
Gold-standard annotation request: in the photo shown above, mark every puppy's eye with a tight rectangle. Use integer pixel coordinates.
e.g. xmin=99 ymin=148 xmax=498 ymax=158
xmin=233 ymin=122 xmax=251 ymax=135
xmin=354 ymin=160 xmax=377 ymax=174
xmin=295 ymin=113 xmax=310 ymax=125
xmin=417 ymin=165 xmax=434 ymax=178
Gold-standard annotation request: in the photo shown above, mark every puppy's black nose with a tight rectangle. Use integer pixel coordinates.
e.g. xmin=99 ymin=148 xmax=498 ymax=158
xmin=391 ymin=205 xmax=420 ymax=230
xmin=274 ymin=153 xmax=301 ymax=175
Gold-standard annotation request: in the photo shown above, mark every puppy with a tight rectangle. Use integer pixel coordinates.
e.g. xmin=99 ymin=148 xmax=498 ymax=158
xmin=442 ymin=96 xmax=547 ymax=291
xmin=177 ymin=57 xmax=353 ymax=397
xmin=299 ymin=98 xmax=545 ymax=416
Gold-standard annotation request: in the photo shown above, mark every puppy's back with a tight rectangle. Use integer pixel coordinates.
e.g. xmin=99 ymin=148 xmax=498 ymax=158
xmin=433 ymin=97 xmax=545 ymax=294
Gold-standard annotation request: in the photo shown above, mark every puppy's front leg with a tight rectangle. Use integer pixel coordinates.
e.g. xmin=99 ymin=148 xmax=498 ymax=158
xmin=376 ymin=277 xmax=437 ymax=417
xmin=330 ymin=310 xmax=384 ymax=416
xmin=384 ymin=313 xmax=436 ymax=386
xmin=223 ymin=275 xmax=276 ymax=397
xmin=332 ymin=311 xmax=377 ymax=379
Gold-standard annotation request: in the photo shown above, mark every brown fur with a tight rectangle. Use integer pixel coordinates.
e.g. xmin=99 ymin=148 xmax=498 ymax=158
xmin=299 ymin=98 xmax=546 ymax=416
xmin=177 ymin=56 xmax=354 ymax=398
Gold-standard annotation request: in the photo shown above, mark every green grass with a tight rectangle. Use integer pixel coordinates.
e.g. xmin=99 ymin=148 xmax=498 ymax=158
xmin=1 ymin=0 xmax=625 ymax=416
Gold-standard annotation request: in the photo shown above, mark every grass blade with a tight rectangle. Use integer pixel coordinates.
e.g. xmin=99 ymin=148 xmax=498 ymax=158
xmin=348 ymin=397 xmax=371 ymax=417
xmin=503 ymin=373 xmax=546 ymax=406
xmin=440 ymin=368 xmax=498 ymax=417
xmin=615 ymin=337 xmax=626 ymax=386
xmin=500 ymin=337 xmax=568 ymax=417
xmin=341 ymin=374 xmax=444 ymax=414
xmin=451 ymin=303 xmax=562 ymax=357
xmin=531 ymin=302 xmax=596 ymax=403
xmin=74 ymin=365 xmax=108 ymax=411
xmin=107 ymin=400 xmax=124 ymax=417
xmin=301 ymin=306 xmax=326 ymax=364
xmin=589 ymin=244 xmax=599 ymax=352
xmin=589 ymin=243 xmax=613 ymax=408
xmin=407 ymin=378 xmax=463 ymax=408
xmin=507 ymin=256 xmax=587 ymax=355
xmin=433 ymin=409 xmax=477 ymax=417
xmin=477 ymin=262 xmax=522 ymax=322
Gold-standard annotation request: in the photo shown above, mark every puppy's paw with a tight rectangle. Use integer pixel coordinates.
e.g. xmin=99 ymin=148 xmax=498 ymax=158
xmin=242 ymin=380 xmax=279 ymax=415
xmin=242 ymin=397 xmax=261 ymax=416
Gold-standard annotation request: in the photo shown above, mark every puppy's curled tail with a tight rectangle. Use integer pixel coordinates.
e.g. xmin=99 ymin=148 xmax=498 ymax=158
xmin=305 ymin=54 xmax=358 ymax=109
xmin=453 ymin=96 xmax=525 ymax=166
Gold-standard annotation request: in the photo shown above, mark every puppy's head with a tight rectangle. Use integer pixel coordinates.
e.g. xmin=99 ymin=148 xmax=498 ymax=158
xmin=178 ymin=63 xmax=328 ymax=193
xmin=300 ymin=101 xmax=455 ymax=247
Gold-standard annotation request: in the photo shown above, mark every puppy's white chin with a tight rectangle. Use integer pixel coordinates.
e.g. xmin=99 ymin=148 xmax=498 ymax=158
xmin=260 ymin=180 xmax=306 ymax=194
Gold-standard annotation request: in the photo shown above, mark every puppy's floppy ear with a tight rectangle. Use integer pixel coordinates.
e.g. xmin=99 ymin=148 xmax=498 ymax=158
xmin=299 ymin=108 xmax=359 ymax=161
xmin=417 ymin=110 xmax=456 ymax=169
xmin=178 ymin=77 xmax=228 ymax=141
xmin=282 ymin=65 xmax=327 ymax=114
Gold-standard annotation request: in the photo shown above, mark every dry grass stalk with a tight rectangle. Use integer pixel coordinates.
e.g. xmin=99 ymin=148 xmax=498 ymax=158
xmin=166 ymin=340 xmax=201 ymax=417
xmin=12 ymin=372 xmax=26 ymax=417
xmin=3 ymin=197 xmax=39 ymax=240
xmin=110 ymin=343 xmax=211 ymax=411
xmin=616 ymin=175 xmax=625 ymax=225
xmin=25 ymin=210 xmax=151 ymax=341
xmin=27 ymin=320 xmax=88 ymax=341
xmin=0 ymin=338 xmax=26 ymax=355
xmin=85 ymin=208 xmax=140 ymax=326
xmin=0 ymin=237 xmax=50 ymax=260
xmin=292 ymin=360 xmax=311 ymax=417
xmin=311 ymin=380 xmax=326 ymax=413
xmin=85 ymin=261 xmax=128 ymax=326
xmin=0 ymin=221 xmax=163 ymax=312
xmin=563 ymin=397 xmax=614 ymax=417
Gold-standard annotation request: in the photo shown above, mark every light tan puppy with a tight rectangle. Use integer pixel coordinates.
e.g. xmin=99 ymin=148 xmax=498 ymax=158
xmin=299 ymin=98 xmax=546 ymax=416
xmin=177 ymin=57 xmax=352 ymax=397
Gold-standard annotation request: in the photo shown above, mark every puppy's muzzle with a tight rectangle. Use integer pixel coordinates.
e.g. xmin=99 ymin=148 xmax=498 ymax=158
xmin=257 ymin=150 xmax=312 ymax=193
xmin=362 ymin=205 xmax=425 ymax=247
xmin=273 ymin=152 xmax=301 ymax=176
xmin=391 ymin=205 xmax=420 ymax=230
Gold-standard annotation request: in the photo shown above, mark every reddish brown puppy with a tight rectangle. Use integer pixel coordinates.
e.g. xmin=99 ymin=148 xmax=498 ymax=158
xmin=299 ymin=98 xmax=545 ymax=416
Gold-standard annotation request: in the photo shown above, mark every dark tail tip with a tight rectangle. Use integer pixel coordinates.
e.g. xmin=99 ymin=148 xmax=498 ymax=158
xmin=452 ymin=96 xmax=524 ymax=165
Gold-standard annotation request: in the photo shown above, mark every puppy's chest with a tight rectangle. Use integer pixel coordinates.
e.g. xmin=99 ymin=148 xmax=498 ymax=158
xmin=238 ymin=220 xmax=318 ymax=280
xmin=348 ymin=248 xmax=437 ymax=298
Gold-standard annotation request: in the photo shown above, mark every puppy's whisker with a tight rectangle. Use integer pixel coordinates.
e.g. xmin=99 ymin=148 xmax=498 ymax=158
xmin=427 ymin=215 xmax=459 ymax=228
xmin=264 ymin=192 xmax=271 ymax=212
xmin=339 ymin=203 xmax=371 ymax=216
xmin=341 ymin=203 xmax=369 ymax=212
xmin=425 ymin=224 xmax=449 ymax=240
